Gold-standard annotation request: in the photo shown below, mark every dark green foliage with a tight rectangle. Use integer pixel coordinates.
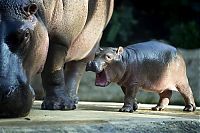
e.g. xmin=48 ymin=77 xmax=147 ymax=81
xmin=101 ymin=0 xmax=200 ymax=49
xmin=104 ymin=5 xmax=137 ymax=47
xmin=170 ymin=21 xmax=200 ymax=49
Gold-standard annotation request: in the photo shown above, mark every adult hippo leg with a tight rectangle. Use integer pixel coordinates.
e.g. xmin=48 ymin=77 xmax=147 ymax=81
xmin=120 ymin=86 xmax=126 ymax=95
xmin=119 ymin=86 xmax=139 ymax=112
xmin=64 ymin=61 xmax=87 ymax=104
xmin=152 ymin=90 xmax=172 ymax=111
xmin=64 ymin=39 xmax=100 ymax=104
xmin=41 ymin=41 xmax=75 ymax=110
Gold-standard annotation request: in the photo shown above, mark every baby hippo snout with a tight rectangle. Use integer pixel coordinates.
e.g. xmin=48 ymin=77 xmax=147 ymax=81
xmin=86 ymin=61 xmax=102 ymax=73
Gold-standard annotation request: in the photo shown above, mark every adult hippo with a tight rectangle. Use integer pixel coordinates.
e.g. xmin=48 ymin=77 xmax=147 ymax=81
xmin=0 ymin=0 xmax=114 ymax=117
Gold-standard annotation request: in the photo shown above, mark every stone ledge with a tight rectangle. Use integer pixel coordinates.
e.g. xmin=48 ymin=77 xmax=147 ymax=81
xmin=0 ymin=101 xmax=199 ymax=133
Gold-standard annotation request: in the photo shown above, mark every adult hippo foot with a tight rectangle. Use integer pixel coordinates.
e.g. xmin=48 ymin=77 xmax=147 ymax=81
xmin=183 ymin=104 xmax=196 ymax=112
xmin=119 ymin=104 xmax=138 ymax=113
xmin=151 ymin=105 xmax=165 ymax=111
xmin=41 ymin=96 xmax=76 ymax=110
xmin=70 ymin=96 xmax=79 ymax=104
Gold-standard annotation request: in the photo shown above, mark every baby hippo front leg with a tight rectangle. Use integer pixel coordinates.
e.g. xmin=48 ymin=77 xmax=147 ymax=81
xmin=119 ymin=86 xmax=139 ymax=113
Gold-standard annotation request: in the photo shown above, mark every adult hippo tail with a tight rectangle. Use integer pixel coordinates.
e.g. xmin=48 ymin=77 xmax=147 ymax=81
xmin=0 ymin=0 xmax=114 ymax=117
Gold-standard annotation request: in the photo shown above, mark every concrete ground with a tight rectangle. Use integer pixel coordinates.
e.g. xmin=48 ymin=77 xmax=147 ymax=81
xmin=0 ymin=101 xmax=199 ymax=133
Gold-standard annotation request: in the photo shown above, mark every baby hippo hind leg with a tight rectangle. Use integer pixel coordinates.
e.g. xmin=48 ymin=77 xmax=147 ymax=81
xmin=177 ymin=83 xmax=196 ymax=112
xmin=119 ymin=86 xmax=138 ymax=113
xmin=152 ymin=90 xmax=172 ymax=111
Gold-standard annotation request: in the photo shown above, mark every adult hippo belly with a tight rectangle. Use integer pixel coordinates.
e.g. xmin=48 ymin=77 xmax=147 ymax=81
xmin=0 ymin=0 xmax=114 ymax=117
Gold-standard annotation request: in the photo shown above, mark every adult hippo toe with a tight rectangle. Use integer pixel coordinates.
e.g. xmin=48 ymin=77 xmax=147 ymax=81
xmin=0 ymin=0 xmax=113 ymax=117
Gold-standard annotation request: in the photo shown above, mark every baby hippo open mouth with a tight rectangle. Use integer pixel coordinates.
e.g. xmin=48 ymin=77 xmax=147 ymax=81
xmin=86 ymin=47 xmax=122 ymax=87
xmin=95 ymin=70 xmax=111 ymax=87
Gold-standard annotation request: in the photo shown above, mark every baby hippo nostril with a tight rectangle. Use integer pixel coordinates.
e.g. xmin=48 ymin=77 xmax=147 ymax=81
xmin=86 ymin=61 xmax=97 ymax=72
xmin=86 ymin=61 xmax=93 ymax=71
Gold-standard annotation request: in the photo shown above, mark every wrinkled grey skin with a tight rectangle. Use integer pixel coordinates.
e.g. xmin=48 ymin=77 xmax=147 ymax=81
xmin=0 ymin=0 xmax=113 ymax=117
xmin=87 ymin=41 xmax=196 ymax=112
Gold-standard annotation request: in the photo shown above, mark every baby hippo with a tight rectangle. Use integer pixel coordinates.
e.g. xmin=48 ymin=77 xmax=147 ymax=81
xmin=86 ymin=41 xmax=196 ymax=112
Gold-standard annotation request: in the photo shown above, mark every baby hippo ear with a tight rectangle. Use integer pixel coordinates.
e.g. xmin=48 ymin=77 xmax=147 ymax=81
xmin=96 ymin=47 xmax=103 ymax=55
xmin=99 ymin=47 xmax=104 ymax=51
xmin=116 ymin=46 xmax=124 ymax=55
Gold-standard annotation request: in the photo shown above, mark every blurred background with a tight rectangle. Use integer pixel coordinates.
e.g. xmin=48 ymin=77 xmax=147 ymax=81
xmin=101 ymin=0 xmax=200 ymax=49
xmin=32 ymin=0 xmax=200 ymax=106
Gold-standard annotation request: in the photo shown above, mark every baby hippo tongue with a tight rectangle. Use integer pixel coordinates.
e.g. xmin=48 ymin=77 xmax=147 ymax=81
xmin=95 ymin=70 xmax=110 ymax=87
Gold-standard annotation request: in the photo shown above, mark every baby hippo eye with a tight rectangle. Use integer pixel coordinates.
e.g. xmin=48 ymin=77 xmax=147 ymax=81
xmin=105 ymin=54 xmax=113 ymax=61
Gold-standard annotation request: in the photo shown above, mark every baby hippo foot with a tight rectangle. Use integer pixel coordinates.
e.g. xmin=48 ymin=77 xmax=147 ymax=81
xmin=119 ymin=103 xmax=138 ymax=113
xmin=183 ymin=104 xmax=196 ymax=112
xmin=41 ymin=96 xmax=76 ymax=110
xmin=119 ymin=105 xmax=133 ymax=113
xmin=151 ymin=105 xmax=165 ymax=111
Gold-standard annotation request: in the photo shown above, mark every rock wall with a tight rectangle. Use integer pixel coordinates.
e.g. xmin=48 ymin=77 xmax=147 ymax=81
xmin=31 ymin=49 xmax=200 ymax=106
